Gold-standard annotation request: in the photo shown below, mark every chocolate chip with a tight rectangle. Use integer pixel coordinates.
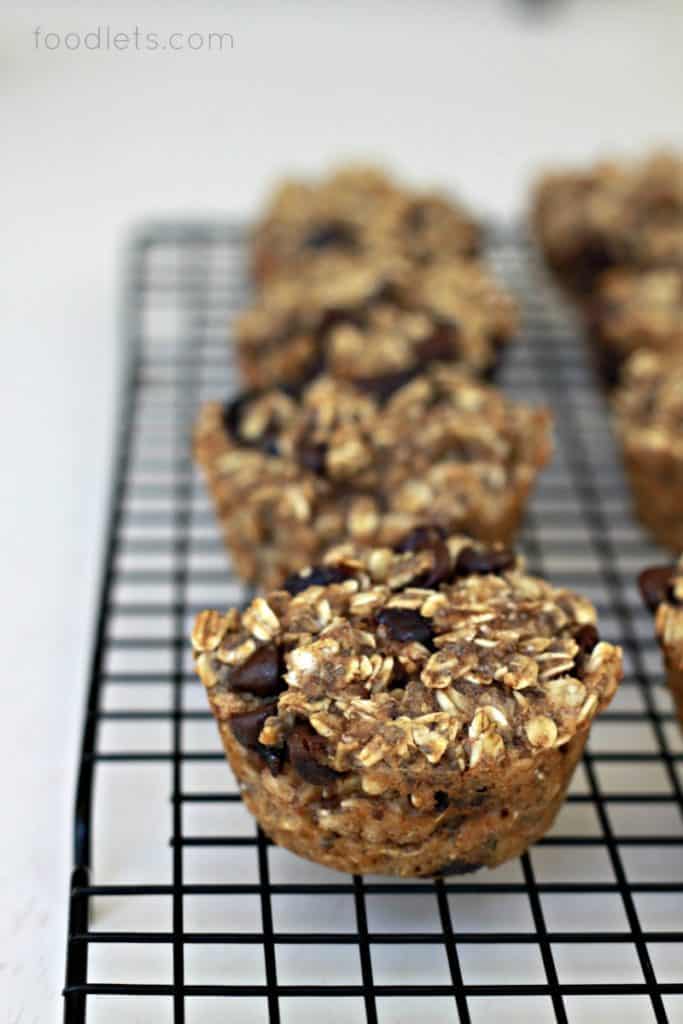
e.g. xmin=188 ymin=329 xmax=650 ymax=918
xmin=283 ymin=564 xmax=353 ymax=596
xmin=638 ymin=565 xmax=675 ymax=613
xmin=355 ymin=368 xmax=416 ymax=402
xmin=229 ymin=644 xmax=284 ymax=698
xmin=368 ymin=280 xmax=402 ymax=306
xmin=229 ymin=701 xmax=278 ymax=750
xmin=396 ymin=525 xmax=447 ymax=552
xmin=574 ymin=623 xmax=599 ymax=654
xmin=288 ymin=723 xmax=343 ymax=785
xmin=572 ymin=623 xmax=600 ymax=679
xmin=580 ymin=237 xmax=614 ymax=284
xmin=260 ymin=746 xmax=285 ymax=776
xmin=396 ymin=525 xmax=451 ymax=588
xmin=387 ymin=659 xmax=410 ymax=691
xmin=223 ymin=392 xmax=255 ymax=438
xmin=435 ymin=859 xmax=482 ymax=877
xmin=453 ymin=545 xmax=515 ymax=578
xmin=417 ymin=322 xmax=458 ymax=363
xmin=304 ymin=221 xmax=357 ymax=251
xmin=298 ymin=440 xmax=327 ymax=476
xmin=223 ymin=392 xmax=280 ymax=456
xmin=592 ymin=338 xmax=622 ymax=388
xmin=482 ymin=334 xmax=506 ymax=382
xmin=377 ymin=607 xmax=435 ymax=647
xmin=434 ymin=790 xmax=450 ymax=812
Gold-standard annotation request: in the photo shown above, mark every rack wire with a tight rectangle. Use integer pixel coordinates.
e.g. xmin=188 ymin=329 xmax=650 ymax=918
xmin=63 ymin=223 xmax=683 ymax=1024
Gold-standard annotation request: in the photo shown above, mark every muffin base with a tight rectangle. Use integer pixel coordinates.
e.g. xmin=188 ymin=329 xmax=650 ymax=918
xmin=217 ymin=723 xmax=587 ymax=878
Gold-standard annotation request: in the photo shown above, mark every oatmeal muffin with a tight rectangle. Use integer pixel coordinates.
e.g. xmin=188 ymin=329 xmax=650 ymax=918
xmin=589 ymin=268 xmax=683 ymax=385
xmin=250 ymin=163 xmax=481 ymax=284
xmin=638 ymin=559 xmax=683 ymax=729
xmin=532 ymin=150 xmax=683 ymax=298
xmin=613 ymin=349 xmax=683 ymax=550
xmin=192 ymin=534 xmax=623 ymax=877
xmin=194 ymin=365 xmax=552 ymax=588
xmin=235 ymin=257 xmax=519 ymax=390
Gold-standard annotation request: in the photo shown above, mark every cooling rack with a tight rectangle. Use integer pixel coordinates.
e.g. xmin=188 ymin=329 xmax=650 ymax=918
xmin=63 ymin=222 xmax=683 ymax=1024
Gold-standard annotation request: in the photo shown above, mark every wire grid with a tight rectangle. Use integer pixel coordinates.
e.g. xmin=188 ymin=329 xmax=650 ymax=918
xmin=62 ymin=223 xmax=683 ymax=1024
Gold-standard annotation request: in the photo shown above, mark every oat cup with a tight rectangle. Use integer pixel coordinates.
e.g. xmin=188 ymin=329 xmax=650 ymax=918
xmin=192 ymin=534 xmax=622 ymax=877
xmin=250 ymin=163 xmax=481 ymax=285
xmin=194 ymin=365 xmax=552 ymax=589
xmin=236 ymin=257 xmax=518 ymax=391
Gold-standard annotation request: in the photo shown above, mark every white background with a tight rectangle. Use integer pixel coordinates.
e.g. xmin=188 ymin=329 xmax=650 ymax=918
xmin=2 ymin=2 xmax=683 ymax=1021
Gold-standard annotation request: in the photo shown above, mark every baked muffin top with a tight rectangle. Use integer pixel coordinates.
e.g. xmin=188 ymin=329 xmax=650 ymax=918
xmin=533 ymin=150 xmax=683 ymax=282
xmin=193 ymin=533 xmax=622 ymax=779
xmin=250 ymin=162 xmax=481 ymax=281
xmin=199 ymin=364 xmax=552 ymax=533
xmin=236 ymin=257 xmax=518 ymax=386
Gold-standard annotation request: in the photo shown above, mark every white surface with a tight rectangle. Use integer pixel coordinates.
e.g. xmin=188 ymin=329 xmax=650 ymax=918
xmin=2 ymin=2 xmax=683 ymax=1021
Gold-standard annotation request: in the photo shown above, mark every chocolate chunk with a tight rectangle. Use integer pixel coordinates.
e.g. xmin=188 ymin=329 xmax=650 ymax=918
xmin=453 ymin=545 xmax=515 ymax=577
xmin=229 ymin=701 xmax=278 ymax=750
xmin=416 ymin=539 xmax=452 ymax=589
xmin=396 ymin=525 xmax=451 ymax=588
xmin=396 ymin=525 xmax=447 ymax=552
xmin=298 ymin=440 xmax=328 ymax=476
xmin=417 ymin=322 xmax=458 ymax=363
xmin=638 ymin=565 xmax=675 ymax=613
xmin=579 ymin=237 xmax=614 ymax=285
xmin=260 ymin=746 xmax=285 ymax=776
xmin=387 ymin=658 xmax=410 ymax=691
xmin=572 ymin=623 xmax=600 ymax=678
xmin=288 ymin=723 xmax=343 ymax=785
xmin=434 ymin=790 xmax=450 ymax=812
xmin=574 ymin=623 xmax=599 ymax=654
xmin=223 ymin=392 xmax=280 ymax=456
xmin=483 ymin=334 xmax=506 ymax=381
xmin=283 ymin=564 xmax=353 ymax=596
xmin=355 ymin=368 xmax=416 ymax=402
xmin=435 ymin=859 xmax=482 ymax=877
xmin=223 ymin=392 xmax=255 ymax=438
xmin=368 ymin=280 xmax=402 ymax=306
xmin=318 ymin=307 xmax=360 ymax=336
xmin=377 ymin=607 xmax=435 ymax=647
xmin=304 ymin=221 xmax=357 ymax=251
xmin=229 ymin=644 xmax=284 ymax=698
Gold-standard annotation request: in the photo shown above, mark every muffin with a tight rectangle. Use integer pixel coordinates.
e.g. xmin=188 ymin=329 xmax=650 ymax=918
xmin=235 ymin=258 xmax=519 ymax=390
xmin=192 ymin=534 xmax=623 ymax=877
xmin=638 ymin=558 xmax=683 ymax=729
xmin=589 ymin=267 xmax=683 ymax=385
xmin=613 ymin=349 xmax=683 ymax=551
xmin=532 ymin=150 xmax=683 ymax=299
xmin=194 ymin=365 xmax=553 ymax=588
xmin=250 ymin=163 xmax=481 ymax=284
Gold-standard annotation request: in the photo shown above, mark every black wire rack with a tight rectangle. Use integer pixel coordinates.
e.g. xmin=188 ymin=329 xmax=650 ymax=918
xmin=63 ymin=222 xmax=683 ymax=1024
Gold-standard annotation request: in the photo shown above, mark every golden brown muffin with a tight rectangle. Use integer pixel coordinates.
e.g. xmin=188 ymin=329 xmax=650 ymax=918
xmin=194 ymin=365 xmax=552 ymax=588
xmin=192 ymin=534 xmax=622 ymax=877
